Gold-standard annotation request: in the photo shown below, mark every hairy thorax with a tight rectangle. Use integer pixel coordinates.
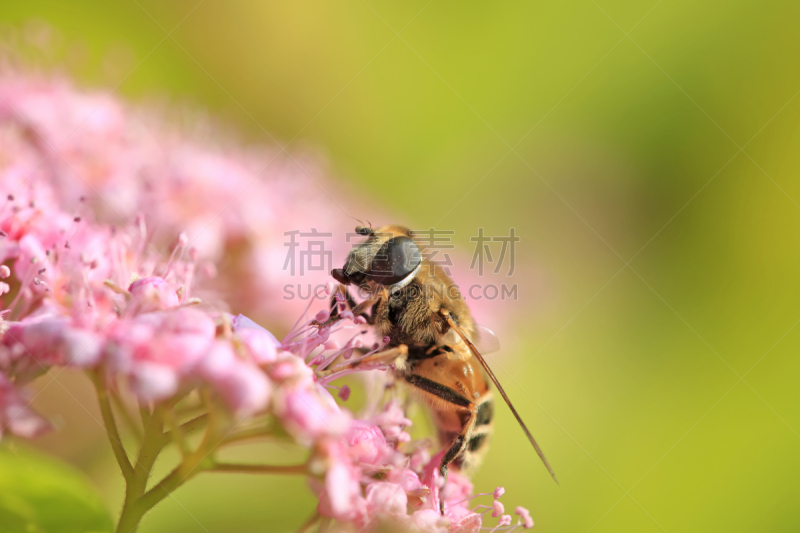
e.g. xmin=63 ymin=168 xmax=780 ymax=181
xmin=374 ymin=262 xmax=475 ymax=349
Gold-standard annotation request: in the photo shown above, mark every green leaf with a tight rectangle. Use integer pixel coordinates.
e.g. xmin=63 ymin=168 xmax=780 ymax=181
xmin=0 ymin=445 xmax=114 ymax=533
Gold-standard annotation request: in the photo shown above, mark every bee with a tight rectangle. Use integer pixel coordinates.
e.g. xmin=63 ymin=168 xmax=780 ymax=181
xmin=318 ymin=225 xmax=557 ymax=510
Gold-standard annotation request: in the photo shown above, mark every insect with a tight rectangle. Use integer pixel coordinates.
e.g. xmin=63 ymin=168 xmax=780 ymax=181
xmin=317 ymin=224 xmax=557 ymax=511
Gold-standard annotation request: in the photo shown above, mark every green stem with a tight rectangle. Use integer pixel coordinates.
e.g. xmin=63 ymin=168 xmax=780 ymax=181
xmin=117 ymin=396 xmax=218 ymax=532
xmin=116 ymin=404 xmax=167 ymax=533
xmin=111 ymin=391 xmax=144 ymax=442
xmin=208 ymin=462 xmax=307 ymax=475
xmin=164 ymin=408 xmax=190 ymax=459
xmin=136 ymin=453 xmax=207 ymax=514
xmin=296 ymin=511 xmax=321 ymax=533
xmin=132 ymin=460 xmax=307 ymax=520
xmin=109 ymin=389 xmax=303 ymax=532
xmin=91 ymin=372 xmax=134 ymax=482
xmin=174 ymin=413 xmax=208 ymax=438
xmin=218 ymin=425 xmax=273 ymax=446
xmin=138 ymin=404 xmax=151 ymax=430
xmin=115 ymin=499 xmax=147 ymax=533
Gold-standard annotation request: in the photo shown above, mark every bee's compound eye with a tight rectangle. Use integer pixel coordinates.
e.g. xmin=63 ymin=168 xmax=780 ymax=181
xmin=355 ymin=225 xmax=373 ymax=236
xmin=368 ymin=236 xmax=422 ymax=286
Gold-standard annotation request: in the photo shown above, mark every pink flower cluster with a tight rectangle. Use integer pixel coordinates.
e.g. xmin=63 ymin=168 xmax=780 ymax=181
xmin=0 ymin=72 xmax=524 ymax=334
xmin=0 ymin=188 xmax=274 ymax=417
xmin=265 ymin=299 xmax=534 ymax=532
xmin=0 ymin=70 xmax=535 ymax=532
xmin=0 ymin=72 xmax=378 ymax=324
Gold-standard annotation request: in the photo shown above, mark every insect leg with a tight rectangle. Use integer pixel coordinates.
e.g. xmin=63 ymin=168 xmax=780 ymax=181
xmin=313 ymin=289 xmax=378 ymax=328
xmin=329 ymin=284 xmax=358 ymax=315
xmin=436 ymin=411 xmax=476 ymax=514
xmin=324 ymin=345 xmax=408 ymax=374
xmin=403 ymin=373 xmax=477 ymax=514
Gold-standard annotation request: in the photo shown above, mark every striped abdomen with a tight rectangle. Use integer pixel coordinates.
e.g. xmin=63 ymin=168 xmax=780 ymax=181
xmin=438 ymin=392 xmax=494 ymax=473
xmin=404 ymin=343 xmax=494 ymax=475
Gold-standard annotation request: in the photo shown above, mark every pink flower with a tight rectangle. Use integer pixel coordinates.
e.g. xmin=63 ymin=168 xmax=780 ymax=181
xmin=492 ymin=499 xmax=505 ymax=517
xmin=3 ymin=316 xmax=101 ymax=370
xmin=420 ymin=450 xmax=483 ymax=529
xmin=409 ymin=446 xmax=431 ymax=472
xmin=232 ymin=314 xmax=281 ymax=364
xmin=441 ymin=469 xmax=474 ymax=507
xmin=265 ymin=351 xmax=315 ymax=389
xmin=196 ymin=340 xmax=271 ymax=416
xmin=371 ymin=399 xmax=412 ymax=441
xmin=1 ymin=73 xmax=526 ymax=336
xmin=412 ymin=509 xmax=448 ymax=533
xmin=0 ymin=373 xmax=50 ymax=440
xmin=129 ymin=362 xmax=178 ymax=401
xmin=0 ymin=70 xmax=538 ymax=532
xmin=315 ymin=439 xmax=364 ymax=522
xmin=365 ymin=481 xmax=408 ymax=518
xmin=347 ymin=420 xmax=389 ymax=466
xmin=104 ymin=308 xmax=216 ymax=401
xmin=275 ymin=387 xmax=350 ymax=446
xmin=127 ymin=276 xmax=180 ymax=314
xmin=16 ymin=234 xmax=48 ymax=273
xmin=392 ymin=468 xmax=425 ymax=494
xmin=515 ymin=506 xmax=534 ymax=528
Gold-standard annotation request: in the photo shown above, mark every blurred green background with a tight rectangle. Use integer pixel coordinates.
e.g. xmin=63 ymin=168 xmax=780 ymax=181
xmin=4 ymin=0 xmax=800 ymax=531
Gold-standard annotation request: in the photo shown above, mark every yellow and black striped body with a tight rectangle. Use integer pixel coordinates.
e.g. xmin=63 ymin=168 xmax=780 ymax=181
xmin=438 ymin=391 xmax=493 ymax=473
xmin=404 ymin=342 xmax=494 ymax=475
xmin=324 ymin=224 xmax=531 ymax=508
xmin=324 ymin=223 xmax=558 ymax=512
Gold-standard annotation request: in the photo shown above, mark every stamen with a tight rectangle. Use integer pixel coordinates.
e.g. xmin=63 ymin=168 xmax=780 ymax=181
xmin=282 ymin=295 xmax=318 ymax=343
xmin=104 ymin=280 xmax=132 ymax=299
xmin=514 ymin=507 xmax=534 ymax=529
xmin=488 ymin=515 xmax=512 ymax=533
xmin=8 ymin=263 xmax=38 ymax=316
xmin=492 ymin=500 xmax=504 ymax=518
xmin=175 ymin=298 xmax=202 ymax=308
xmin=161 ymin=232 xmax=188 ymax=277
xmin=337 ymin=385 xmax=351 ymax=401
xmin=454 ymin=491 xmax=497 ymax=506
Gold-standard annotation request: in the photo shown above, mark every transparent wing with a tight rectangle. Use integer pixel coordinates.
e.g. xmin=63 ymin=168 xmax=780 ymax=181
xmin=473 ymin=324 xmax=500 ymax=354
xmin=441 ymin=323 xmax=500 ymax=354
xmin=440 ymin=309 xmax=559 ymax=484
